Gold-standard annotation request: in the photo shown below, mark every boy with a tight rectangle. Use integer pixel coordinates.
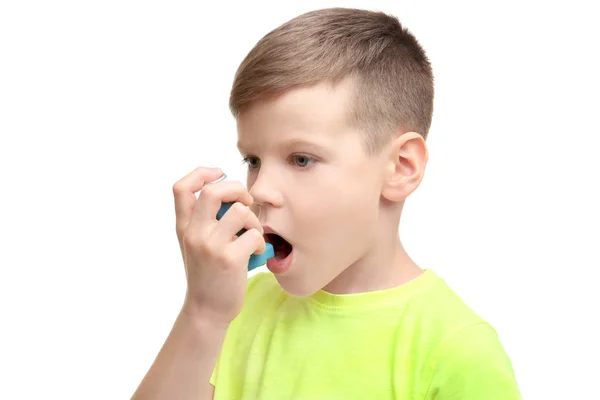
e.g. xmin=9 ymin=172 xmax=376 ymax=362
xmin=132 ymin=7 xmax=521 ymax=399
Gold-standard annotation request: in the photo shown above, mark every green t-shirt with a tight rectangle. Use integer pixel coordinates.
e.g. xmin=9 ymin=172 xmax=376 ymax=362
xmin=211 ymin=269 xmax=521 ymax=399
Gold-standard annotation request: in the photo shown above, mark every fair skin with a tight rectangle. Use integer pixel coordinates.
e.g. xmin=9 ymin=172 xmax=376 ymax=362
xmin=131 ymin=77 xmax=428 ymax=399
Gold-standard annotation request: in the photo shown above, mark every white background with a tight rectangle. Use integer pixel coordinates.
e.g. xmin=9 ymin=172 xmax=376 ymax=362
xmin=1 ymin=1 xmax=599 ymax=399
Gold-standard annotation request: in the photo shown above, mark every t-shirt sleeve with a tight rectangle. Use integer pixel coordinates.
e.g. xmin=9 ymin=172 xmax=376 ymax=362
xmin=425 ymin=323 xmax=522 ymax=399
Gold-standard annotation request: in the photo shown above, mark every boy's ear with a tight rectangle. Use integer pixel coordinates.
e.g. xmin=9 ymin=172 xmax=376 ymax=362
xmin=381 ymin=131 xmax=428 ymax=202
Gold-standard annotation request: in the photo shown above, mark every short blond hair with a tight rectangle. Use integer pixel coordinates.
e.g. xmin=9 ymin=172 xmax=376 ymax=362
xmin=230 ymin=7 xmax=434 ymax=154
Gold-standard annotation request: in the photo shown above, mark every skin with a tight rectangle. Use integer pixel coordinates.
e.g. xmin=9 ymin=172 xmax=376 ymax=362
xmin=131 ymin=76 xmax=428 ymax=399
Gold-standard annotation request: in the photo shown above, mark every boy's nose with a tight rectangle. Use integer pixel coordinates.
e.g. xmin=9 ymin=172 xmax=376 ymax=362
xmin=248 ymin=171 xmax=283 ymax=209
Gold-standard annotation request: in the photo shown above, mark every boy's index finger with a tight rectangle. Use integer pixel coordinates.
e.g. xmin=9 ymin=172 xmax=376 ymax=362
xmin=206 ymin=172 xmax=228 ymax=186
xmin=173 ymin=167 xmax=224 ymax=196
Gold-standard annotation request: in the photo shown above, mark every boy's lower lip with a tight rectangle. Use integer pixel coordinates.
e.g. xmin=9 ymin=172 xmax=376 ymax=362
xmin=266 ymin=249 xmax=294 ymax=274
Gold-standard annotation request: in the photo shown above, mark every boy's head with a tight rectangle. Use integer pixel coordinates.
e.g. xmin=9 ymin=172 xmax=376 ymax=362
xmin=231 ymin=8 xmax=434 ymax=296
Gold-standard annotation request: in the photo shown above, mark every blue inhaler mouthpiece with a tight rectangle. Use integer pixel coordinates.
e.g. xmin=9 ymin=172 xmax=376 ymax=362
xmin=217 ymin=202 xmax=274 ymax=271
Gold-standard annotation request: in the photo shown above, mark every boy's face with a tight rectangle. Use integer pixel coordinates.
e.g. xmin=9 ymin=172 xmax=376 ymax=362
xmin=237 ymin=79 xmax=390 ymax=296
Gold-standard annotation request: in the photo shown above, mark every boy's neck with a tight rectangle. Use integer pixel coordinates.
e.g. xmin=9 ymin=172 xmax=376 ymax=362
xmin=321 ymin=233 xmax=423 ymax=295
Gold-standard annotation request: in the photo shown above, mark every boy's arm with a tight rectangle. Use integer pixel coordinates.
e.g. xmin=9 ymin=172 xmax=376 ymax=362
xmin=425 ymin=323 xmax=522 ymax=399
xmin=130 ymin=303 xmax=225 ymax=400
xmin=131 ymin=167 xmax=265 ymax=400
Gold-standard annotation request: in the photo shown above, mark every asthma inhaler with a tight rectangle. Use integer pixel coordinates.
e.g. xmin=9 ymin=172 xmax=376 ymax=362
xmin=216 ymin=202 xmax=274 ymax=271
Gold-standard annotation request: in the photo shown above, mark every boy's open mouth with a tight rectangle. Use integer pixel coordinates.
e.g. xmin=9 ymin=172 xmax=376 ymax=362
xmin=264 ymin=233 xmax=293 ymax=260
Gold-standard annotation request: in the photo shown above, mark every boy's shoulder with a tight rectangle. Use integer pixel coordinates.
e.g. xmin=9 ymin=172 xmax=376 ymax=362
xmin=406 ymin=269 xmax=490 ymax=330
xmin=391 ymin=270 xmax=522 ymax=399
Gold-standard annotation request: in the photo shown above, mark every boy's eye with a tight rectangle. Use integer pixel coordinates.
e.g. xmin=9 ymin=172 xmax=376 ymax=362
xmin=242 ymin=156 xmax=261 ymax=169
xmin=291 ymin=155 xmax=314 ymax=168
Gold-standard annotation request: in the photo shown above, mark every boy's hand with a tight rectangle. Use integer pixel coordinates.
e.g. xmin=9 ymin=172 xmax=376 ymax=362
xmin=172 ymin=167 xmax=266 ymax=326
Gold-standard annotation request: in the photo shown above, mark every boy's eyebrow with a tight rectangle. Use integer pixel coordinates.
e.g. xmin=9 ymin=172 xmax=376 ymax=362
xmin=237 ymin=138 xmax=328 ymax=153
